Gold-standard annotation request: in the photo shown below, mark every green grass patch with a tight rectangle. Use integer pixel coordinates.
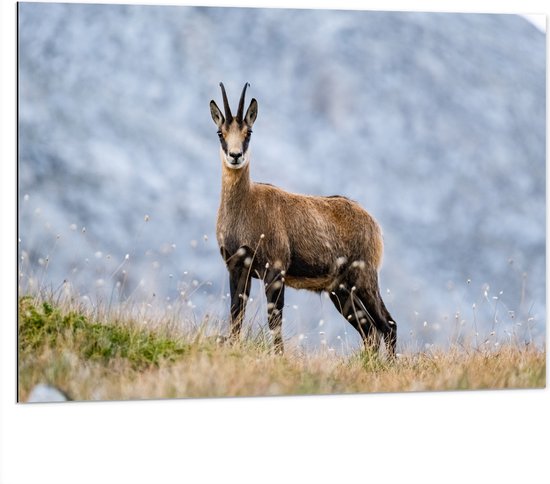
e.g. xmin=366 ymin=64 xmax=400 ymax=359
xmin=19 ymin=297 xmax=190 ymax=370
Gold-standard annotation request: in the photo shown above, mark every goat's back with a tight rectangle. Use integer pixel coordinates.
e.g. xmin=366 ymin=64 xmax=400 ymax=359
xmin=255 ymin=184 xmax=383 ymax=281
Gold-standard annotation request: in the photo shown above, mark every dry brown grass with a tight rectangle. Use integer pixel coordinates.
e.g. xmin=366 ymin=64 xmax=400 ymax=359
xmin=18 ymin=297 xmax=545 ymax=402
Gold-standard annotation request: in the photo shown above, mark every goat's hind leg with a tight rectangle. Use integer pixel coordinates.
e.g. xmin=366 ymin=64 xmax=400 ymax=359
xmin=329 ymin=272 xmax=397 ymax=356
xmin=356 ymin=286 xmax=397 ymax=357
xmin=328 ymin=286 xmax=380 ymax=352
xmin=379 ymin=297 xmax=397 ymax=356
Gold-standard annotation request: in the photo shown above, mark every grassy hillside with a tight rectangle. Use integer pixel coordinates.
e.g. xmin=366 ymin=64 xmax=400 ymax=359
xmin=18 ymin=297 xmax=545 ymax=402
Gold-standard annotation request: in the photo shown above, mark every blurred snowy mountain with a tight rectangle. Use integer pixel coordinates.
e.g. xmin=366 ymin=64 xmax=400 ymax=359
xmin=18 ymin=3 xmax=546 ymax=349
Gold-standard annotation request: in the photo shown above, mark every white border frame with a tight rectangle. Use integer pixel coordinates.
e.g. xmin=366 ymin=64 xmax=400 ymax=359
xmin=2 ymin=1 xmax=548 ymax=483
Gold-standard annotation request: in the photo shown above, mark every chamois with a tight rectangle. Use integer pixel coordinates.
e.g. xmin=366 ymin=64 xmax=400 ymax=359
xmin=210 ymin=82 xmax=397 ymax=355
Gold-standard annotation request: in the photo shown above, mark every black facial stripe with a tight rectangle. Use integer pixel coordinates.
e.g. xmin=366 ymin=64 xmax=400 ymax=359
xmin=220 ymin=136 xmax=228 ymax=154
xmin=242 ymin=133 xmax=251 ymax=154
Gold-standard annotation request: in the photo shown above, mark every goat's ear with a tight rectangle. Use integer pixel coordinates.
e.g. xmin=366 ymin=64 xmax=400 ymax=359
xmin=210 ymin=100 xmax=224 ymax=128
xmin=244 ymin=98 xmax=258 ymax=126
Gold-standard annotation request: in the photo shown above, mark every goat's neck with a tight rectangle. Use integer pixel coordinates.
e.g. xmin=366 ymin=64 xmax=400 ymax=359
xmin=220 ymin=156 xmax=252 ymax=208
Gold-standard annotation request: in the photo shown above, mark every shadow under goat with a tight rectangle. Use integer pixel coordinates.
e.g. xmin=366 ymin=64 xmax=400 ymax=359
xmin=210 ymin=82 xmax=397 ymax=356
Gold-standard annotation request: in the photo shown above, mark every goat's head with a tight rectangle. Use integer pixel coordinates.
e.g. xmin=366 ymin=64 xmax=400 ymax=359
xmin=210 ymin=82 xmax=258 ymax=170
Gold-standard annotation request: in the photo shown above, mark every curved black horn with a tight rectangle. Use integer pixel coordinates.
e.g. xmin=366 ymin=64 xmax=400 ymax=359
xmin=219 ymin=82 xmax=232 ymax=122
xmin=236 ymin=82 xmax=250 ymax=122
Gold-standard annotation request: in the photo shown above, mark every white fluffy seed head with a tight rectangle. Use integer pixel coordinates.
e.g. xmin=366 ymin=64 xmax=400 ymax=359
xmin=336 ymin=256 xmax=347 ymax=267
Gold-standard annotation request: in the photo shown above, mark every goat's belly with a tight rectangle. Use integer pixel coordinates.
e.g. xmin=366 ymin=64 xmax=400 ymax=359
xmin=284 ymin=275 xmax=333 ymax=291
xmin=284 ymin=251 xmax=334 ymax=291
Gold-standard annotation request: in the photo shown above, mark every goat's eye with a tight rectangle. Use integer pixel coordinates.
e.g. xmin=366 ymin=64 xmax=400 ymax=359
xmin=217 ymin=131 xmax=222 ymax=136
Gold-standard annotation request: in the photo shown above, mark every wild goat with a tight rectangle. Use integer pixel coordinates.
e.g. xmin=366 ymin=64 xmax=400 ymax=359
xmin=210 ymin=82 xmax=397 ymax=355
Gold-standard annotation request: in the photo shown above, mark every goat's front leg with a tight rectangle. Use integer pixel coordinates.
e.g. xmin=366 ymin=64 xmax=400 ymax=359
xmin=264 ymin=270 xmax=285 ymax=354
xmin=228 ymin=265 xmax=252 ymax=342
